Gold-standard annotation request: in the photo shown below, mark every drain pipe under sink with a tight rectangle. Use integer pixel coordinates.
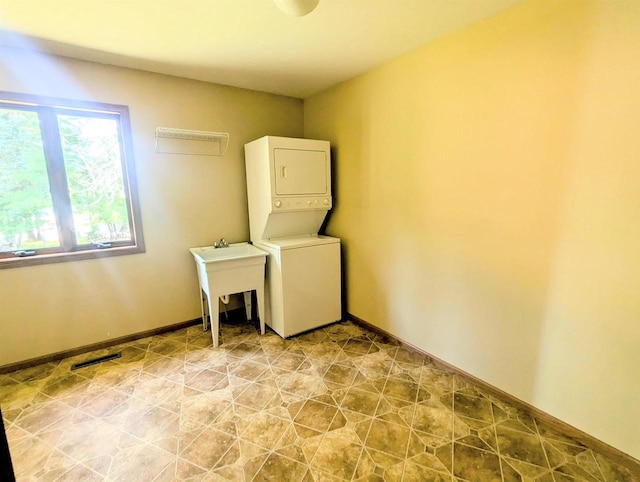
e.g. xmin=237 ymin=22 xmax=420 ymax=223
xmin=220 ymin=295 xmax=230 ymax=321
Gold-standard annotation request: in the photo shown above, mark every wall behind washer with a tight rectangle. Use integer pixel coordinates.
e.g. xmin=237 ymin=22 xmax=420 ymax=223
xmin=0 ymin=46 xmax=303 ymax=366
xmin=304 ymin=0 xmax=640 ymax=459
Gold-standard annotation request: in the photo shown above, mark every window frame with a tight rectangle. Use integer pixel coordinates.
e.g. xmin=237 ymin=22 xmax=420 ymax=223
xmin=0 ymin=91 xmax=145 ymax=269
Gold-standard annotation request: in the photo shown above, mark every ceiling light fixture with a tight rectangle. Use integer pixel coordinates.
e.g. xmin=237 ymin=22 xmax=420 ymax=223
xmin=273 ymin=0 xmax=319 ymax=17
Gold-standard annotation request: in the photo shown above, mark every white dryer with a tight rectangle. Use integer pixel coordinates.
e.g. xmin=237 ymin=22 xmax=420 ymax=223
xmin=245 ymin=136 xmax=342 ymax=338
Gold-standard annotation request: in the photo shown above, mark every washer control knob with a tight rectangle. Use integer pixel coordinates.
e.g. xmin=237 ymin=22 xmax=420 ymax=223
xmin=307 ymin=201 xmax=312 ymax=205
xmin=274 ymin=200 xmax=282 ymax=208
xmin=323 ymin=198 xmax=330 ymax=205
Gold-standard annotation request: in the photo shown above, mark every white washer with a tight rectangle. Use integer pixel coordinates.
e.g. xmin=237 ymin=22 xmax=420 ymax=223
xmin=253 ymin=235 xmax=341 ymax=338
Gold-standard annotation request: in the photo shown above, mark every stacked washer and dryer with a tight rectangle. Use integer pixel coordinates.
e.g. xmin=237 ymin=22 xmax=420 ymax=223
xmin=244 ymin=136 xmax=342 ymax=338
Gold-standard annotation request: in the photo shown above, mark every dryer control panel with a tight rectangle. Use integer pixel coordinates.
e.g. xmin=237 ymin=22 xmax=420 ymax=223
xmin=272 ymin=196 xmax=331 ymax=212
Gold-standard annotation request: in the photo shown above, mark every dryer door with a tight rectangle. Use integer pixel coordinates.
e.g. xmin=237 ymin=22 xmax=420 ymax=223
xmin=273 ymin=148 xmax=328 ymax=195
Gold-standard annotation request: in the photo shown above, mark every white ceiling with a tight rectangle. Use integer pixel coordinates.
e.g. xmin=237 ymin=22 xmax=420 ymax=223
xmin=0 ymin=0 xmax=525 ymax=99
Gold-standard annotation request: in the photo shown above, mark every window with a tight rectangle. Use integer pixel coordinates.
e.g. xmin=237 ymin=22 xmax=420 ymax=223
xmin=0 ymin=91 xmax=144 ymax=268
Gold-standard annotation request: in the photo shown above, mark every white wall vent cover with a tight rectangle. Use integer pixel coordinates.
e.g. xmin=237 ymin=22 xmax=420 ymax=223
xmin=155 ymin=127 xmax=229 ymax=156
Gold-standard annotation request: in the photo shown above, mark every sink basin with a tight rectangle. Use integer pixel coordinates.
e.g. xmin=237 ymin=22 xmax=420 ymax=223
xmin=190 ymin=243 xmax=267 ymax=264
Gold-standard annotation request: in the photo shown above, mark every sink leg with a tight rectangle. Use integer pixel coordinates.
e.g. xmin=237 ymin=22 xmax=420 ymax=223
xmin=243 ymin=291 xmax=252 ymax=320
xmin=201 ymin=289 xmax=209 ymax=331
xmin=207 ymin=293 xmax=219 ymax=347
xmin=256 ymin=286 xmax=265 ymax=335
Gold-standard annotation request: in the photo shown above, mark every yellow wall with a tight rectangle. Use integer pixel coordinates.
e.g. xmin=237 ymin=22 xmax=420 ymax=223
xmin=304 ymin=0 xmax=640 ymax=459
xmin=0 ymin=46 xmax=303 ymax=365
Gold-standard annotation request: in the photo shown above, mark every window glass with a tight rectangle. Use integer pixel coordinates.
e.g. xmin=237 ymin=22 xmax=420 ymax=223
xmin=58 ymin=114 xmax=131 ymax=245
xmin=0 ymin=108 xmax=60 ymax=252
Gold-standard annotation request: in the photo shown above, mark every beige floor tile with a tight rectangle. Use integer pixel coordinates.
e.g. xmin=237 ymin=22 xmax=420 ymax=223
xmin=2 ymin=320 xmax=638 ymax=481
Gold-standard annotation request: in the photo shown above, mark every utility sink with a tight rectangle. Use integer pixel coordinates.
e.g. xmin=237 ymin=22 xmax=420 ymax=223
xmin=189 ymin=243 xmax=268 ymax=347
xmin=190 ymin=243 xmax=268 ymax=265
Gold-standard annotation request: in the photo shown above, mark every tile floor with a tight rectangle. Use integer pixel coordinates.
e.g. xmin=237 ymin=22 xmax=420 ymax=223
xmin=1 ymin=320 xmax=638 ymax=481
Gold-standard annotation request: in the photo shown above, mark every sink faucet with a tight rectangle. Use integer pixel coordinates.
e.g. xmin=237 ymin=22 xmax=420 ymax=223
xmin=214 ymin=238 xmax=229 ymax=248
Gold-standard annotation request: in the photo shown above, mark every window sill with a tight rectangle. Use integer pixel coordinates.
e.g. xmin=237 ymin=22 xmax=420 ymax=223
xmin=0 ymin=245 xmax=145 ymax=269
